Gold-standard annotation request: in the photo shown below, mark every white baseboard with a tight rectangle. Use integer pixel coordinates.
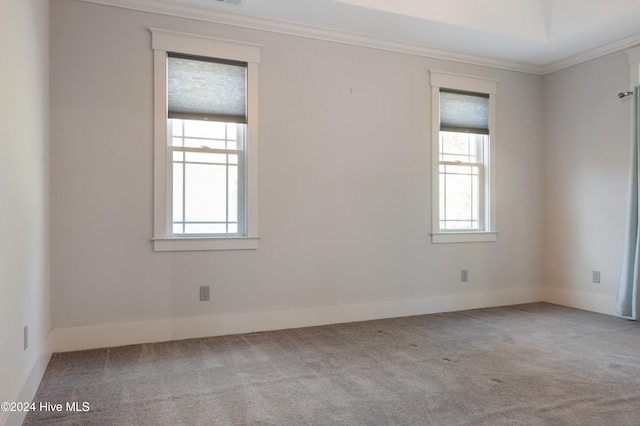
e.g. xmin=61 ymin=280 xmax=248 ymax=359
xmin=53 ymin=287 xmax=543 ymax=352
xmin=2 ymin=332 xmax=53 ymax=426
xmin=541 ymin=287 xmax=617 ymax=316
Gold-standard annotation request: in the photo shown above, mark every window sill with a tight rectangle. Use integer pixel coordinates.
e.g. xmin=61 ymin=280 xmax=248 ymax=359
xmin=152 ymin=236 xmax=259 ymax=252
xmin=431 ymin=232 xmax=497 ymax=244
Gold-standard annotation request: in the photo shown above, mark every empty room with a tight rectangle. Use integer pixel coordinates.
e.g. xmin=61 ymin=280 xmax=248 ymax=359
xmin=3 ymin=0 xmax=640 ymax=424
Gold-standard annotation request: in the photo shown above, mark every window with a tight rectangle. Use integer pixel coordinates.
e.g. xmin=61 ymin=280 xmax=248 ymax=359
xmin=438 ymin=90 xmax=488 ymax=231
xmin=430 ymin=71 xmax=498 ymax=243
xmin=168 ymin=55 xmax=246 ymax=236
xmin=151 ymin=29 xmax=261 ymax=251
xmin=169 ymin=118 xmax=244 ymax=235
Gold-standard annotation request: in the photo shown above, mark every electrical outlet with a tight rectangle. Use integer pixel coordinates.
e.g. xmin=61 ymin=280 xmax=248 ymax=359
xmin=592 ymin=271 xmax=601 ymax=283
xmin=199 ymin=286 xmax=210 ymax=301
xmin=461 ymin=269 xmax=469 ymax=282
xmin=24 ymin=325 xmax=28 ymax=351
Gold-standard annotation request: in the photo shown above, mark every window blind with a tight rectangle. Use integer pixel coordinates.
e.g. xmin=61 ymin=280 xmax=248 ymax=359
xmin=168 ymin=53 xmax=247 ymax=123
xmin=440 ymin=89 xmax=489 ymax=134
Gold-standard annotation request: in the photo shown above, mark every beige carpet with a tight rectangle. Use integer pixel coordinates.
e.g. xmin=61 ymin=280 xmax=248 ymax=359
xmin=24 ymin=303 xmax=640 ymax=425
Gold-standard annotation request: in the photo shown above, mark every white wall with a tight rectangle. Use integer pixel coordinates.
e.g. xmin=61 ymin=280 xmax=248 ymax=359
xmin=50 ymin=0 xmax=544 ymax=350
xmin=0 ymin=0 xmax=51 ymax=424
xmin=542 ymin=50 xmax=631 ymax=314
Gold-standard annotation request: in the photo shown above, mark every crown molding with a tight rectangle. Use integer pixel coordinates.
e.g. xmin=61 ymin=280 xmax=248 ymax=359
xmin=626 ymin=45 xmax=640 ymax=65
xmin=541 ymin=34 xmax=640 ymax=75
xmin=79 ymin=0 xmax=638 ymax=76
xmin=78 ymin=0 xmax=544 ymax=74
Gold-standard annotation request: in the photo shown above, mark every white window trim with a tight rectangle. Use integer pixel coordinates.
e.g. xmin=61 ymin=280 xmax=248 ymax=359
xmin=150 ymin=28 xmax=261 ymax=251
xmin=430 ymin=71 xmax=498 ymax=244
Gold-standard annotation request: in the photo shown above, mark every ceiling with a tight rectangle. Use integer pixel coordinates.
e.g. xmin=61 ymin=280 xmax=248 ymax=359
xmin=84 ymin=0 xmax=640 ymax=74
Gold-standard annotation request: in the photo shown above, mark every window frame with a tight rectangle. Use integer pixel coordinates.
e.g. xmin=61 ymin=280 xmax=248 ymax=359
xmin=168 ymin=119 xmax=246 ymax=236
xmin=150 ymin=28 xmax=261 ymax=252
xmin=430 ymin=71 xmax=498 ymax=244
xmin=438 ymin=131 xmax=486 ymax=231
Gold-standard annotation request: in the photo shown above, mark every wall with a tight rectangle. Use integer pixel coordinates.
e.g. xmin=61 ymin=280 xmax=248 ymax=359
xmin=542 ymin=50 xmax=631 ymax=314
xmin=0 ymin=0 xmax=51 ymax=424
xmin=50 ymin=0 xmax=544 ymax=351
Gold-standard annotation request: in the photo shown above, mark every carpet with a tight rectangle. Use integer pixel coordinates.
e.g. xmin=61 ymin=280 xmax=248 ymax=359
xmin=23 ymin=303 xmax=640 ymax=425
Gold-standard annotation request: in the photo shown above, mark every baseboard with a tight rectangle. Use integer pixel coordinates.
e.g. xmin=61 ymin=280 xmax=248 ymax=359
xmin=2 ymin=332 xmax=53 ymax=426
xmin=541 ymin=287 xmax=617 ymax=316
xmin=53 ymin=287 xmax=542 ymax=352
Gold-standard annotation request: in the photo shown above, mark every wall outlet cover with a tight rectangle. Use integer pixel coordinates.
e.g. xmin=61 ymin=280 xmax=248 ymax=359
xmin=592 ymin=271 xmax=601 ymax=283
xmin=200 ymin=286 xmax=210 ymax=301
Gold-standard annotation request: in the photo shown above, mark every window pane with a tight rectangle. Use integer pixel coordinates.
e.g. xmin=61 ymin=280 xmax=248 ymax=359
xmin=439 ymin=166 xmax=446 ymax=223
xmin=184 ymin=163 xmax=227 ymax=222
xmin=445 ymin=173 xmax=473 ymax=220
xmin=173 ymin=163 xmax=184 ymax=222
xmin=185 ymin=152 xmax=227 ymax=164
xmin=228 ymin=165 xmax=238 ymax=222
xmin=444 ymin=164 xmax=476 ymax=176
xmin=472 ymin=174 xmax=479 ymax=222
xmin=184 ymin=120 xmax=227 ymax=139
xmin=441 ymin=132 xmax=469 ymax=156
xmin=169 ymin=119 xmax=244 ymax=150
xmin=439 ymin=163 xmax=480 ymax=231
xmin=172 ymin=122 xmax=183 ymax=137
xmin=440 ymin=132 xmax=483 ymax=163
xmin=167 ymin=118 xmax=245 ymax=235
xmin=183 ymin=138 xmax=226 ymax=150
xmin=185 ymin=223 xmax=228 ymax=234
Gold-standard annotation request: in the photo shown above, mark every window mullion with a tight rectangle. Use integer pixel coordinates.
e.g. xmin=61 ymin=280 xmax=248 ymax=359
xmin=237 ymin=124 xmax=246 ymax=234
xmin=439 ymin=161 xmax=481 ymax=167
xmin=225 ymin=124 xmax=229 ymax=234
xmin=181 ymin=121 xmax=186 ymax=234
xmin=172 ymin=146 xmax=242 ymax=155
xmin=470 ymin=166 xmax=474 ymax=229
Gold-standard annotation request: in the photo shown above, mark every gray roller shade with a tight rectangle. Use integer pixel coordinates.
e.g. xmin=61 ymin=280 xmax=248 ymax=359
xmin=440 ymin=89 xmax=489 ymax=134
xmin=168 ymin=53 xmax=247 ymax=123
